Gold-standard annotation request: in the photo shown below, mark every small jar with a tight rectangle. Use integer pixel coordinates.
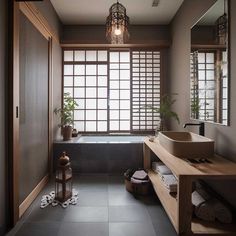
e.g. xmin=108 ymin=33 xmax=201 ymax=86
xmin=59 ymin=152 xmax=70 ymax=166
xmin=72 ymin=128 xmax=78 ymax=137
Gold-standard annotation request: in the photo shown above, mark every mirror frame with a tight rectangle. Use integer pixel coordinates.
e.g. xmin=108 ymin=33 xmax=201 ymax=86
xmin=190 ymin=0 xmax=231 ymax=126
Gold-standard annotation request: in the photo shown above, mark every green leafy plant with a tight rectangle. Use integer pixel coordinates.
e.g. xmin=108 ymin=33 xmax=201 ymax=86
xmin=191 ymin=97 xmax=201 ymax=119
xmin=146 ymin=94 xmax=180 ymax=130
xmin=54 ymin=93 xmax=78 ymax=127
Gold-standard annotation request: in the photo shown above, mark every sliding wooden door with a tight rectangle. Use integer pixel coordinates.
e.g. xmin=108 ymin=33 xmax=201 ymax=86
xmin=19 ymin=11 xmax=49 ymax=211
xmin=9 ymin=2 xmax=53 ymax=225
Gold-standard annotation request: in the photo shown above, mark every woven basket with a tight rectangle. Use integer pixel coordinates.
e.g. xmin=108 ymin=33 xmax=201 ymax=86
xmin=125 ymin=179 xmax=150 ymax=195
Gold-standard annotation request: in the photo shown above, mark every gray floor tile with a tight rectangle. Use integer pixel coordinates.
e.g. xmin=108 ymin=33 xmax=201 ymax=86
xmin=147 ymin=206 xmax=177 ymax=236
xmin=58 ymin=222 xmax=108 ymax=236
xmin=8 ymin=174 xmax=177 ymax=236
xmin=138 ymin=194 xmax=161 ymax=206
xmin=152 ymin=221 xmax=177 ymax=236
xmin=25 ymin=205 xmax=66 ymax=222
xmin=76 ymin=191 xmax=108 ymax=206
xmin=109 ymin=222 xmax=156 ymax=236
xmin=73 ymin=175 xmax=108 ymax=192
xmin=15 ymin=222 xmax=60 ymax=236
xmin=108 ymin=175 xmax=125 ymax=192
xmin=146 ymin=204 xmax=168 ymax=222
xmin=109 ymin=205 xmax=151 ymax=222
xmin=108 ymin=189 xmax=143 ymax=206
xmin=63 ymin=206 xmax=108 ymax=222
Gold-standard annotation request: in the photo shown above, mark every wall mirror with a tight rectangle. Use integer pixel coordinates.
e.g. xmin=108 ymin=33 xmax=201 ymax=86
xmin=190 ymin=0 xmax=230 ymax=125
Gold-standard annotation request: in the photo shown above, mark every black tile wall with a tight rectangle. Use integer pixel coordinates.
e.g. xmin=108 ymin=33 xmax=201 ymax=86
xmin=53 ymin=143 xmax=143 ymax=174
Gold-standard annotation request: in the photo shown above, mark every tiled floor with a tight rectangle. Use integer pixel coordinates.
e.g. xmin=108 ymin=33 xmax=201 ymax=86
xmin=7 ymin=174 xmax=177 ymax=236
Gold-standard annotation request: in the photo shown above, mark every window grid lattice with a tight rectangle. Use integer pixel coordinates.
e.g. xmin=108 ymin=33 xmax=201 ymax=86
xmin=221 ymin=51 xmax=228 ymax=125
xmin=63 ymin=49 xmax=108 ymax=132
xmin=131 ymin=51 xmax=161 ymax=131
xmin=109 ymin=51 xmax=131 ymax=132
xmin=63 ymin=49 xmax=162 ymax=133
xmin=196 ymin=52 xmax=215 ymax=121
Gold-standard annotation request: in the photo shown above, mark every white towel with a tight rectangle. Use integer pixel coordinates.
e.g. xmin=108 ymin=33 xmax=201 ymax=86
xmin=152 ymin=161 xmax=164 ymax=173
xmin=192 ymin=190 xmax=205 ymax=206
xmin=152 ymin=161 xmax=163 ymax=167
xmin=158 ymin=165 xmax=172 ymax=175
xmin=161 ymin=174 xmax=178 ymax=193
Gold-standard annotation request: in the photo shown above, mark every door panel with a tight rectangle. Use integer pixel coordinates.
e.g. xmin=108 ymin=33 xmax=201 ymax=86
xmin=19 ymin=12 xmax=49 ymax=204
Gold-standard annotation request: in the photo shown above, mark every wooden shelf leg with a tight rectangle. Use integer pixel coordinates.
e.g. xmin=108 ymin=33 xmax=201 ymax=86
xmin=178 ymin=175 xmax=193 ymax=235
xmin=143 ymin=143 xmax=151 ymax=170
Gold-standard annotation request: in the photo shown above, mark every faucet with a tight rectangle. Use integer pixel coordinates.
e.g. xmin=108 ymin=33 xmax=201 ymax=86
xmin=183 ymin=122 xmax=205 ymax=136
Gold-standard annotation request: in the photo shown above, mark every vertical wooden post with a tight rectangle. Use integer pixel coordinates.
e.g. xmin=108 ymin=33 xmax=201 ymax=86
xmin=143 ymin=142 xmax=151 ymax=170
xmin=178 ymin=175 xmax=193 ymax=235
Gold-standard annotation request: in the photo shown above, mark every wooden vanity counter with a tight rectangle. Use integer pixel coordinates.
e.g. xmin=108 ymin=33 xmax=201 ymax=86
xmin=143 ymin=137 xmax=236 ymax=236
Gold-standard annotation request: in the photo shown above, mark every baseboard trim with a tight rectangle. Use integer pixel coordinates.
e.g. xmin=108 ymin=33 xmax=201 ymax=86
xmin=19 ymin=174 xmax=49 ymax=218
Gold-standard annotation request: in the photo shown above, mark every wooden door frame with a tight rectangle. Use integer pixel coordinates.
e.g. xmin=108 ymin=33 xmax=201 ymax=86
xmin=8 ymin=0 xmax=58 ymax=226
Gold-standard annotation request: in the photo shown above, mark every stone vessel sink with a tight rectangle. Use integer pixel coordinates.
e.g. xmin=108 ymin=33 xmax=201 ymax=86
xmin=158 ymin=131 xmax=214 ymax=158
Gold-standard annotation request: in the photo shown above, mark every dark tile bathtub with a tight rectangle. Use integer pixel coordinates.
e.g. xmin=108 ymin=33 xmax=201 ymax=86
xmin=53 ymin=136 xmax=145 ymax=174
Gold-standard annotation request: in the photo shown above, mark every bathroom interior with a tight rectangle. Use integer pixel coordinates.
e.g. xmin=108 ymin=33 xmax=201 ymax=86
xmin=1 ymin=0 xmax=236 ymax=235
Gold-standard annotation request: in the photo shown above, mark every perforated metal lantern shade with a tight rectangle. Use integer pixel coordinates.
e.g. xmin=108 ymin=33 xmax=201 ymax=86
xmin=106 ymin=1 xmax=130 ymax=44
xmin=55 ymin=163 xmax=72 ymax=202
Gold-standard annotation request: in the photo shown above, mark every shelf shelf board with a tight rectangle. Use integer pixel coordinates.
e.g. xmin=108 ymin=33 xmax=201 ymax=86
xmin=148 ymin=170 xmax=178 ymax=231
xmin=144 ymin=138 xmax=236 ymax=177
xmin=192 ymin=218 xmax=236 ymax=235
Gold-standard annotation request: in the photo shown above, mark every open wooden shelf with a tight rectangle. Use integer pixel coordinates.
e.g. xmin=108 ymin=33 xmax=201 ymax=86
xmin=143 ymin=137 xmax=236 ymax=236
xmin=148 ymin=170 xmax=178 ymax=230
xmin=192 ymin=218 xmax=236 ymax=235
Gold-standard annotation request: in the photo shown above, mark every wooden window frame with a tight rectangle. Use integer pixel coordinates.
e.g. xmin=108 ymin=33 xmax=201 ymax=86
xmin=62 ymin=47 xmax=163 ymax=134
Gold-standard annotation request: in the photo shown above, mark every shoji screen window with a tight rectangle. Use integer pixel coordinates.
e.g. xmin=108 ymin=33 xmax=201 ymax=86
xmin=63 ymin=48 xmax=162 ymax=134
xmin=131 ymin=51 xmax=161 ymax=131
xmin=109 ymin=51 xmax=131 ymax=131
xmin=221 ymin=51 xmax=228 ymax=125
xmin=63 ymin=50 xmax=108 ymax=132
xmin=197 ymin=52 xmax=215 ymax=121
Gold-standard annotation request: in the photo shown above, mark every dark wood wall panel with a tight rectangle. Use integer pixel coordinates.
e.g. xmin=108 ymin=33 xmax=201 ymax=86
xmin=19 ymin=12 xmax=49 ymax=204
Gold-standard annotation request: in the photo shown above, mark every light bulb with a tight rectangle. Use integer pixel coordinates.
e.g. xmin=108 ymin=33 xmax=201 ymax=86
xmin=114 ymin=27 xmax=121 ymax=35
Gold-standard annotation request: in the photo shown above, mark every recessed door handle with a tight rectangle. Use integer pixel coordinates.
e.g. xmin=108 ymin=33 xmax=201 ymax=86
xmin=16 ymin=106 xmax=19 ymax=118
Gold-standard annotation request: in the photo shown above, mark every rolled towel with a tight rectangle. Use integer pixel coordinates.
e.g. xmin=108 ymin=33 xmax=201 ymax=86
xmin=161 ymin=174 xmax=178 ymax=193
xmin=195 ymin=201 xmax=215 ymax=222
xmin=195 ymin=182 xmax=211 ymax=201
xmin=192 ymin=190 xmax=205 ymax=206
xmin=132 ymin=170 xmax=148 ymax=180
xmin=212 ymin=199 xmax=232 ymax=224
xmin=192 ymin=191 xmax=215 ymax=222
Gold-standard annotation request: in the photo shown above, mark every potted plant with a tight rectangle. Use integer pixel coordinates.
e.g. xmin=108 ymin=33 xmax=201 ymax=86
xmin=146 ymin=94 xmax=180 ymax=132
xmin=54 ymin=93 xmax=78 ymax=141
